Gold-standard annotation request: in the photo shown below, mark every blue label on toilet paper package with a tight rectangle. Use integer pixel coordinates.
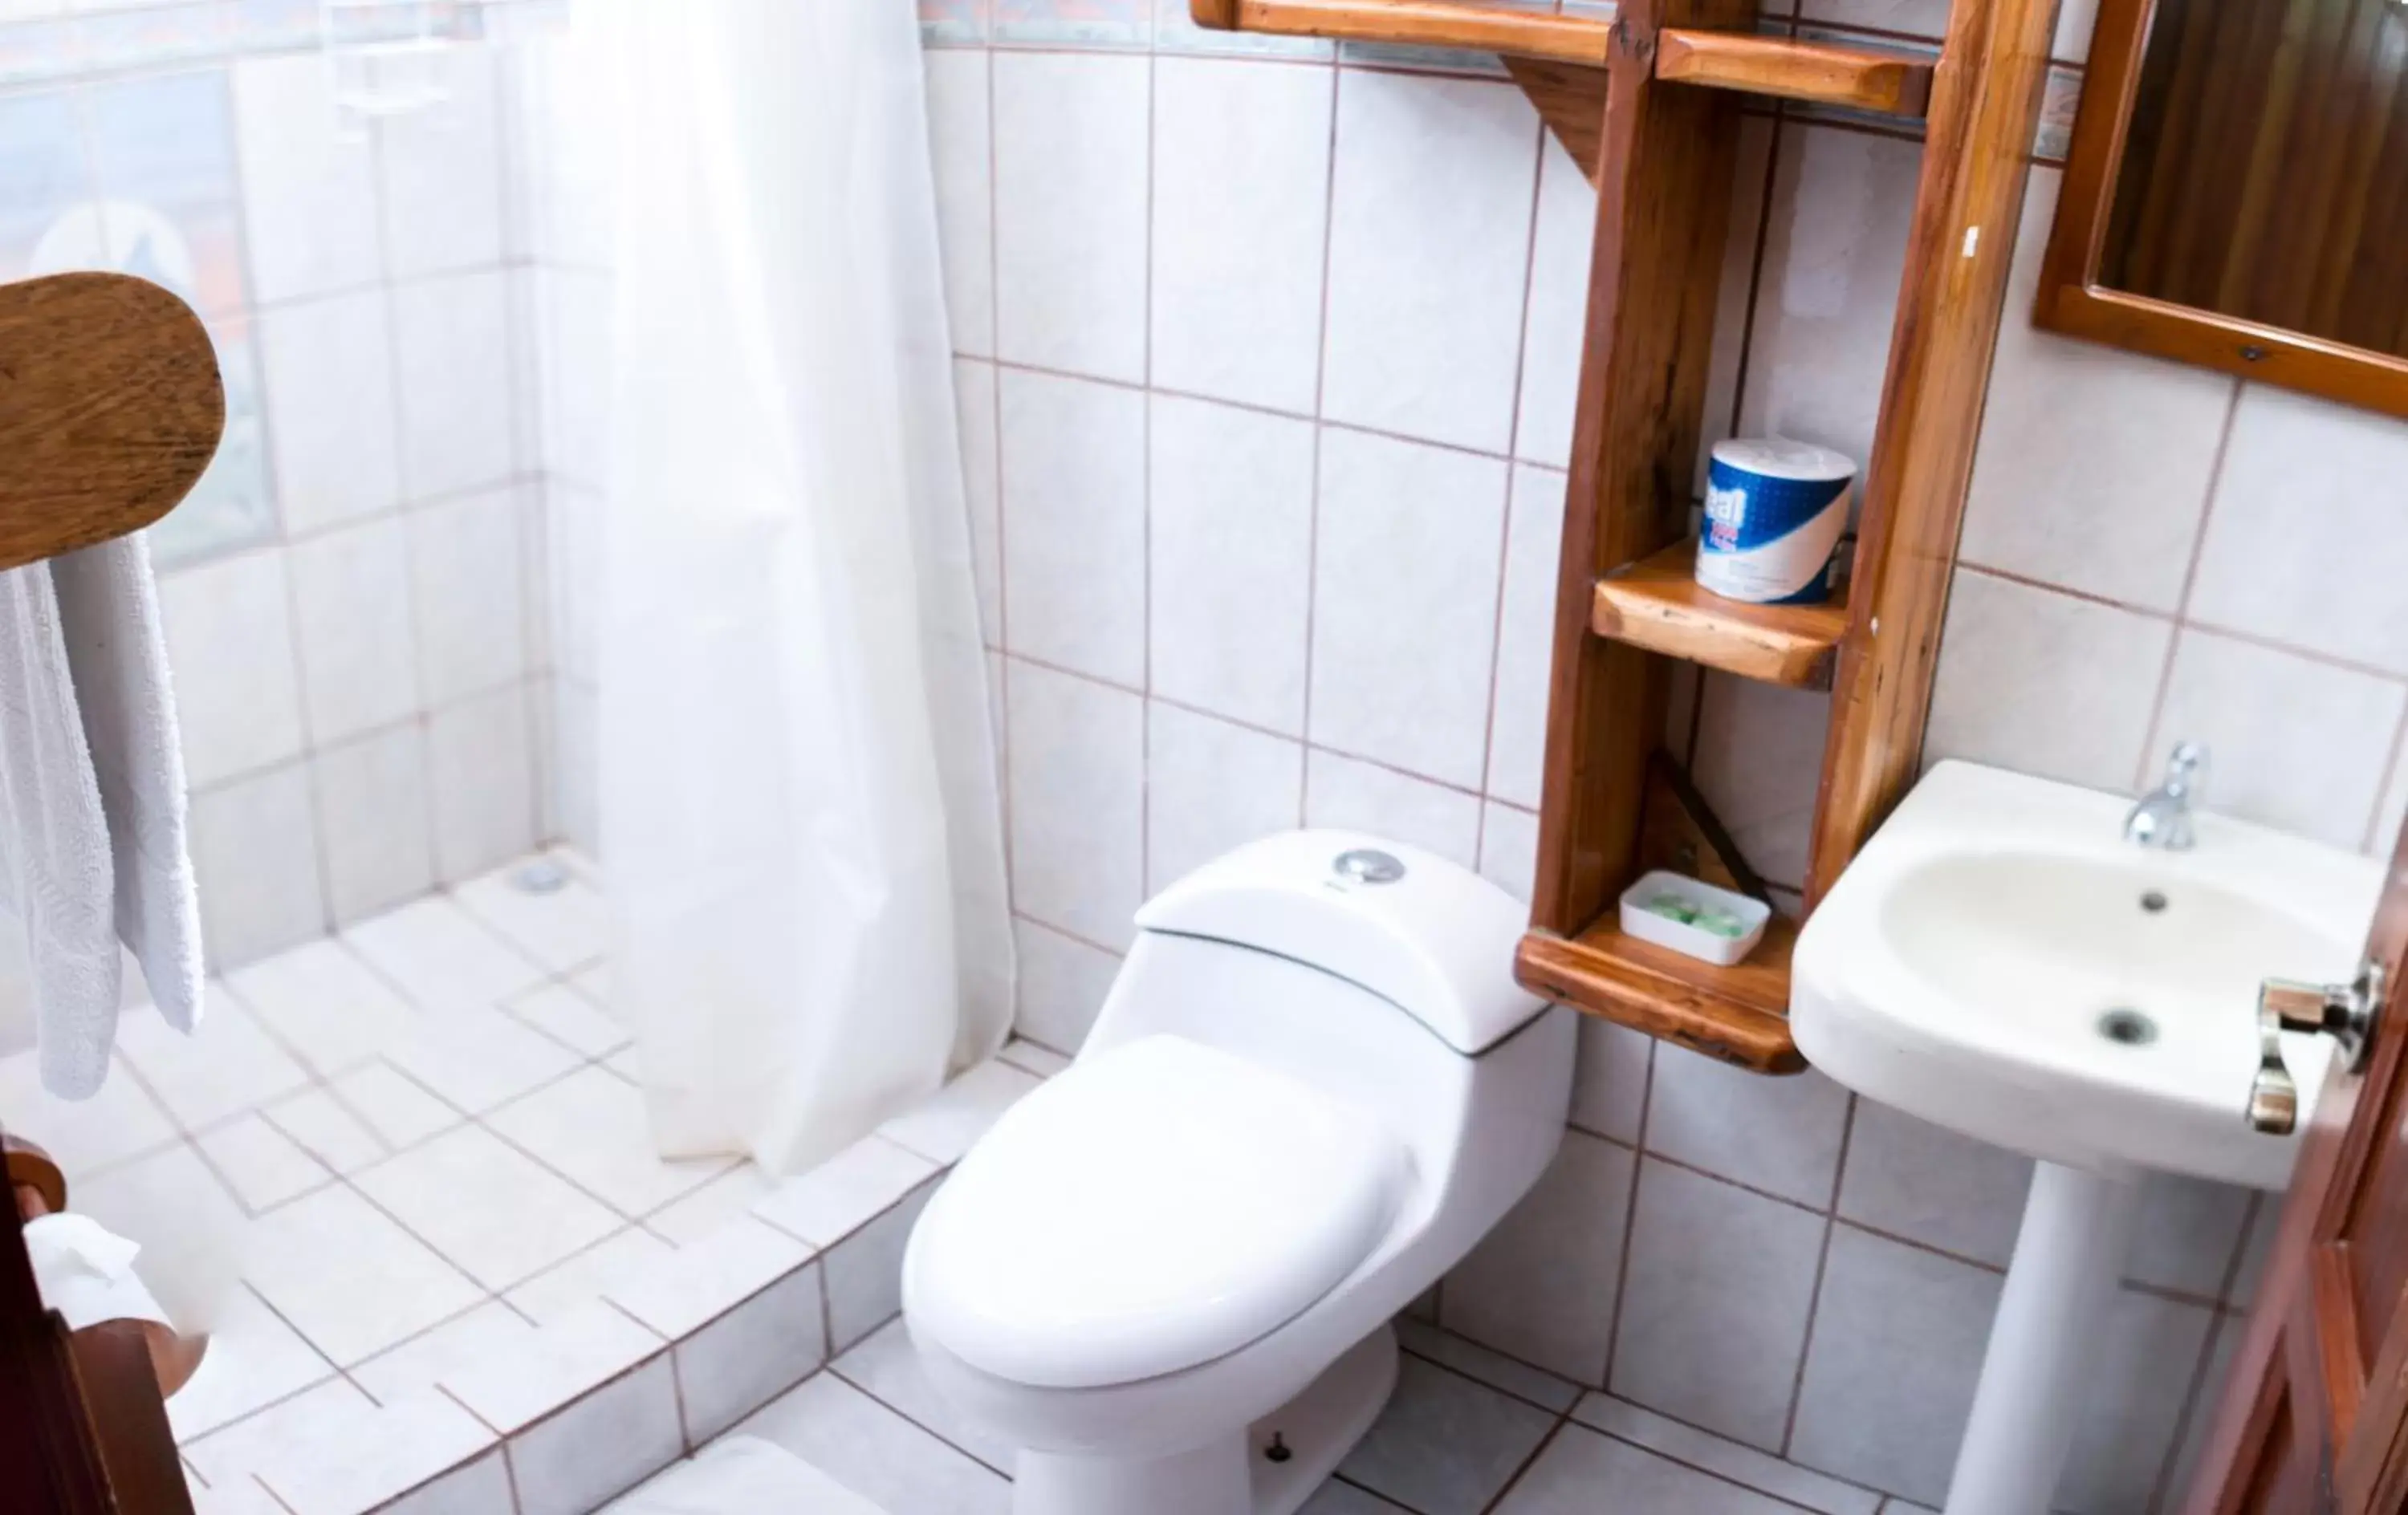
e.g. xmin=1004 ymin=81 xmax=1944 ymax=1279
xmin=1696 ymin=440 xmax=1856 ymax=605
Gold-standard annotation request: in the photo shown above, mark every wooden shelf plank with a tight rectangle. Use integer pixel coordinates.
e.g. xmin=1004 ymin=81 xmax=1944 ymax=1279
xmin=1515 ymin=913 xmax=1804 ymax=1073
xmin=1589 ymin=540 xmax=1846 ymax=688
xmin=1190 ymin=0 xmax=1614 ymax=65
xmin=1656 ymin=29 xmax=1937 ymax=116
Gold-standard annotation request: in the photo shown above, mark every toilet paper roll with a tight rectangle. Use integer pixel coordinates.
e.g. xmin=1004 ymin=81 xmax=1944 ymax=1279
xmin=1696 ymin=438 xmax=1856 ymax=605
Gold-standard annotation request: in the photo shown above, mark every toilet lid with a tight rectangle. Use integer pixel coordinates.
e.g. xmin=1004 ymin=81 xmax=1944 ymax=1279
xmin=903 ymin=1034 xmax=1405 ymax=1391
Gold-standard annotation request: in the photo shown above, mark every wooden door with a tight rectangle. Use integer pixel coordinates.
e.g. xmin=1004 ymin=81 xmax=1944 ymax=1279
xmin=2188 ymin=820 xmax=2408 ymax=1512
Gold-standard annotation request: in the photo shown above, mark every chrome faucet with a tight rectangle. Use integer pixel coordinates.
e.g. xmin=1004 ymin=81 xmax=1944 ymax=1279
xmin=2125 ymin=741 xmax=2207 ymax=850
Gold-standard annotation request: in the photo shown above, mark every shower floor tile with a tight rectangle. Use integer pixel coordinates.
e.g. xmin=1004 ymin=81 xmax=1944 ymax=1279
xmin=0 ymin=848 xmax=1061 ymax=1513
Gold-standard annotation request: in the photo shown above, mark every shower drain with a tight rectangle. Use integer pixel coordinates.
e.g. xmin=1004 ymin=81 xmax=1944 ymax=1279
xmin=2096 ymin=1008 xmax=2158 ymax=1046
xmin=513 ymin=859 xmax=571 ymax=895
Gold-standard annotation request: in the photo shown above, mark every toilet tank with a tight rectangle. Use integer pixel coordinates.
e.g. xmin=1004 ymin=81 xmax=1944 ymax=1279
xmin=1079 ymin=831 xmax=1571 ymax=1236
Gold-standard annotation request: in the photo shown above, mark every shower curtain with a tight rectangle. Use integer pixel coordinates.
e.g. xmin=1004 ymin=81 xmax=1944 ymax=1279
xmin=580 ymin=0 xmax=1014 ymax=1172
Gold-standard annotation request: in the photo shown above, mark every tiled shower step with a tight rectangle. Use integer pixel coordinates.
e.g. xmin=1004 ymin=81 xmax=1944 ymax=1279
xmin=180 ymin=1046 xmax=1059 ymax=1514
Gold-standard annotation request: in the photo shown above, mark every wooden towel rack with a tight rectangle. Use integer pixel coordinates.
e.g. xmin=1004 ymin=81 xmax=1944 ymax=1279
xmin=0 ymin=270 xmax=223 ymax=1513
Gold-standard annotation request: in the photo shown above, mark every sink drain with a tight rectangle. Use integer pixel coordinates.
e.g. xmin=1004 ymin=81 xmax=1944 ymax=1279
xmin=2097 ymin=1008 xmax=2158 ymax=1046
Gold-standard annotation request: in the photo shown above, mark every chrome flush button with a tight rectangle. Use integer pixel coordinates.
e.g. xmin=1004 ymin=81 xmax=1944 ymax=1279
xmin=1332 ymin=849 xmax=1405 ymax=884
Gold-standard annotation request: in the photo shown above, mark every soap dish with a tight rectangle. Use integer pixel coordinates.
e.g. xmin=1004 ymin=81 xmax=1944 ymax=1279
xmin=1619 ymin=870 xmax=1771 ymax=967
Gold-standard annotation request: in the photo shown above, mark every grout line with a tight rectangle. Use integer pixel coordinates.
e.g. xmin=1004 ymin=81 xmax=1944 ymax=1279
xmin=828 ymin=1366 xmax=1015 ymax=1480
xmin=2142 ymin=1309 xmax=2230 ymax=1515
xmin=1297 ymin=52 xmax=1344 ymax=810
xmin=2362 ymin=705 xmax=2408 ymax=855
xmin=1584 ymin=1423 xmax=1841 ymax=1515
xmin=1599 ymin=1037 xmax=1654 ymax=1390
xmin=988 ymin=42 xmax=1015 ymax=893
xmin=1471 ymin=115 xmax=1552 ymax=869
xmin=1779 ymin=1094 xmax=1859 ymax=1457
xmin=2142 ymin=1189 xmax=2268 ymax=1512
xmin=1478 ymin=1411 xmax=1572 ymax=1515
xmin=1002 ymin=645 xmax=1542 ymax=809
xmin=982 ymin=351 xmax=1573 ymax=474
xmin=2131 ymin=378 xmax=2245 ymax=790
xmin=1138 ymin=40 xmax=1157 ymax=897
xmin=1947 ymin=558 xmax=2408 ymax=694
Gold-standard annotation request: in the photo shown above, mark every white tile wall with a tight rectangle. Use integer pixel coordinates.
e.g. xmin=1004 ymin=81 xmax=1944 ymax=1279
xmin=1487 ymin=465 xmax=1568 ymax=810
xmin=992 ymin=51 xmax=1150 ymax=381
xmin=189 ymin=762 xmax=326 ymax=963
xmin=1959 ymin=175 xmax=2235 ymax=613
xmin=0 ymin=30 xmax=559 ymax=977
xmin=923 ymin=49 xmax=994 ymax=359
xmin=1149 ymin=394 xmax=1317 ymax=734
xmin=1787 ymin=1226 xmax=2002 ymax=1505
xmin=1442 ymin=1128 xmax=1633 ymax=1383
xmin=1924 ymin=569 xmax=2174 ymax=791
xmin=1310 ymin=429 xmax=1507 ymax=789
xmin=998 ymin=367 xmax=1148 ymax=685
xmin=289 ymin=515 xmax=421 ymax=744
xmin=377 ymin=46 xmax=507 ymax=281
xmin=1736 ymin=126 xmax=1921 ymax=470
xmin=393 ymin=269 xmax=519 ymax=501
xmin=1514 ymin=143 xmax=1596 ymax=471
xmin=1007 ymin=658 xmax=1146 ymax=948
xmin=257 ymin=290 xmax=404 ymax=533
xmin=1320 ymin=71 xmax=1539 ymax=454
xmin=1145 ymin=701 xmax=1305 ymax=891
xmin=158 ymin=548 xmax=307 ymax=788
xmin=231 ymin=52 xmax=383 ymax=303
xmin=1304 ymin=748 xmax=1483 ymax=869
xmin=312 ymin=725 xmax=437 ymax=921
xmin=1613 ymin=1158 xmax=1827 ymax=1451
xmin=1151 ymin=55 xmax=1334 ymax=415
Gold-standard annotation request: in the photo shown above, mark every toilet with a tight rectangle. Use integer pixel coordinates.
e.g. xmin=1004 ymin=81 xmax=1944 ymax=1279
xmin=903 ymin=831 xmax=1573 ymax=1515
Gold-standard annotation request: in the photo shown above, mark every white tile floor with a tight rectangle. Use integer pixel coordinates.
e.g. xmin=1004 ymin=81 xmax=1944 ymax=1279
xmin=625 ymin=1311 xmax=1942 ymax=1515
xmin=0 ymin=851 xmax=1054 ymax=1514
xmin=6 ymin=851 xmax=1942 ymax=1513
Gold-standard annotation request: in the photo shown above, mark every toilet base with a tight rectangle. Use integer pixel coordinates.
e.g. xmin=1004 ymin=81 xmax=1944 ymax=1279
xmin=1011 ymin=1323 xmax=1401 ymax=1515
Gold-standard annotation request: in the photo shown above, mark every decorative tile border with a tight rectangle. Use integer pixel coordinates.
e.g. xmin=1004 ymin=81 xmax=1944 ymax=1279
xmin=0 ymin=0 xmax=488 ymax=88
xmin=2034 ymin=61 xmax=2082 ymax=164
xmin=993 ymin=0 xmax=1152 ymax=50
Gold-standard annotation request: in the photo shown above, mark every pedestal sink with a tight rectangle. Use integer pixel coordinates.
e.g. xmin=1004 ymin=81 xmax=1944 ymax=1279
xmin=1792 ymin=760 xmax=2382 ymax=1515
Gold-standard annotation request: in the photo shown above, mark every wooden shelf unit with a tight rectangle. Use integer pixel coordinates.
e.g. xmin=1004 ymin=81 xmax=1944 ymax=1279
xmin=1517 ymin=913 xmax=1804 ymax=1073
xmin=1589 ymin=540 xmax=1847 ymax=688
xmin=1194 ymin=0 xmax=2059 ymax=1073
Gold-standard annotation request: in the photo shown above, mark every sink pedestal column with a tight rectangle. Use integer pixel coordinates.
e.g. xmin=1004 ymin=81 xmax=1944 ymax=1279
xmin=1942 ymin=1160 xmax=2142 ymax=1515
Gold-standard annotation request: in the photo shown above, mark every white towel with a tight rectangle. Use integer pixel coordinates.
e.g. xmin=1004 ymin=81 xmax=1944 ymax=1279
xmin=0 ymin=534 xmax=202 ymax=1099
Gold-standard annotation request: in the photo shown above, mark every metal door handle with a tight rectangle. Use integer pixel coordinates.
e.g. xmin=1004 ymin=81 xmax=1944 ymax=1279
xmin=2249 ymin=961 xmax=2385 ymax=1135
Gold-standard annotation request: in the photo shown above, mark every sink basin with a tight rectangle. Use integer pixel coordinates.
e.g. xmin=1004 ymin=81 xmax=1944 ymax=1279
xmin=1794 ymin=759 xmax=2381 ymax=1190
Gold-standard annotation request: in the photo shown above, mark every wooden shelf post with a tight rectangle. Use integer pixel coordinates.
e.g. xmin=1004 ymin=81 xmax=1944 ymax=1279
xmin=1526 ymin=0 xmax=1752 ymax=948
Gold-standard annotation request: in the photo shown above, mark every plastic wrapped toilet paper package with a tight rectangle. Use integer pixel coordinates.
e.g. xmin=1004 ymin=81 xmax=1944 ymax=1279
xmin=1696 ymin=437 xmax=1857 ymax=605
xmin=21 ymin=1212 xmax=175 ymax=1330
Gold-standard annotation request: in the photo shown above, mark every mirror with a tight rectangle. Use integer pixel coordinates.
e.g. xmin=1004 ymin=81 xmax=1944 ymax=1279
xmin=2037 ymin=0 xmax=2408 ymax=417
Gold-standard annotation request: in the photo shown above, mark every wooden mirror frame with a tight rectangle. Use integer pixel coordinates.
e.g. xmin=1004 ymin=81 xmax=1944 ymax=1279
xmin=2035 ymin=0 xmax=2408 ymax=420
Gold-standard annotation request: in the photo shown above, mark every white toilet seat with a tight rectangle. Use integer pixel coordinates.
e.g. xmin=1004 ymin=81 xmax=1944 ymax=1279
xmin=904 ymin=1034 xmax=1405 ymax=1392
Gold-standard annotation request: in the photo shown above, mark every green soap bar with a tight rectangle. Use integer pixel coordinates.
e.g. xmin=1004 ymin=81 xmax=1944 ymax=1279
xmin=1644 ymin=894 xmax=1698 ymax=924
xmin=1698 ymin=908 xmax=1747 ymax=938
